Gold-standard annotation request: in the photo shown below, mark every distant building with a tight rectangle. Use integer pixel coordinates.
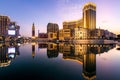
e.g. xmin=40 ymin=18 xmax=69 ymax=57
xmin=0 ymin=15 xmax=10 ymax=36
xmin=83 ymin=2 xmax=96 ymax=30
xmin=32 ymin=23 xmax=35 ymax=39
xmin=38 ymin=33 xmax=48 ymax=38
xmin=47 ymin=23 xmax=59 ymax=33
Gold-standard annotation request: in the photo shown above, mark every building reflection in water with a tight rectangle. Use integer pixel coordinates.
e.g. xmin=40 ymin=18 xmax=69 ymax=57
xmin=37 ymin=42 xmax=115 ymax=79
xmin=32 ymin=42 xmax=36 ymax=59
xmin=82 ymin=47 xmax=96 ymax=80
xmin=0 ymin=43 xmax=20 ymax=67
xmin=38 ymin=43 xmax=48 ymax=49
xmin=59 ymin=43 xmax=115 ymax=80
xmin=38 ymin=43 xmax=59 ymax=58
xmin=47 ymin=43 xmax=59 ymax=58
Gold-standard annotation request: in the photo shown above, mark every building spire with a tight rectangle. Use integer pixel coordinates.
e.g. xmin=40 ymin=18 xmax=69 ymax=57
xmin=33 ymin=22 xmax=34 ymax=26
xmin=32 ymin=22 xmax=35 ymax=38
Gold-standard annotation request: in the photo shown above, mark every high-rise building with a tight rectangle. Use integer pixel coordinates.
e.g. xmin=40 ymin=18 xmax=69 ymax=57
xmin=47 ymin=23 xmax=59 ymax=33
xmin=0 ymin=15 xmax=10 ymax=36
xmin=32 ymin=23 xmax=35 ymax=38
xmin=83 ymin=2 xmax=96 ymax=30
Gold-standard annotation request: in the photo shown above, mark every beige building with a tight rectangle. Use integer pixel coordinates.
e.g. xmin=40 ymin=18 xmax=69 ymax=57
xmin=83 ymin=2 xmax=96 ymax=30
xmin=59 ymin=29 xmax=72 ymax=41
xmin=59 ymin=29 xmax=64 ymax=40
xmin=63 ymin=19 xmax=83 ymax=30
xmin=74 ymin=28 xmax=89 ymax=40
xmin=48 ymin=32 xmax=57 ymax=40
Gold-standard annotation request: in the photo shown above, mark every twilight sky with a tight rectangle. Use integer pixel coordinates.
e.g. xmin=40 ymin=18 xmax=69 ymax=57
xmin=0 ymin=0 xmax=120 ymax=37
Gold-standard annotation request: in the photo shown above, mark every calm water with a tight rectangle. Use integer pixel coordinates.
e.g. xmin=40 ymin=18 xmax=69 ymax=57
xmin=0 ymin=42 xmax=120 ymax=80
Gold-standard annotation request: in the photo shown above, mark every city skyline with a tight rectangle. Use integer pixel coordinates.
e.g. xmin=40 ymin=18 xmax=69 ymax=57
xmin=0 ymin=0 xmax=120 ymax=37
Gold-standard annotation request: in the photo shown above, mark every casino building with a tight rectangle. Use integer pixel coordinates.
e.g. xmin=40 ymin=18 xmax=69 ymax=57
xmin=7 ymin=22 xmax=20 ymax=37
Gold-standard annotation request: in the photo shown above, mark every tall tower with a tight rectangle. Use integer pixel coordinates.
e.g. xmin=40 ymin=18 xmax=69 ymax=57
xmin=83 ymin=2 xmax=96 ymax=30
xmin=32 ymin=23 xmax=35 ymax=38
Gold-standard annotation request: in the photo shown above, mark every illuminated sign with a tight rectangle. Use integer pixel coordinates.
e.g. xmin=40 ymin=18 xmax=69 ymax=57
xmin=8 ymin=30 xmax=16 ymax=35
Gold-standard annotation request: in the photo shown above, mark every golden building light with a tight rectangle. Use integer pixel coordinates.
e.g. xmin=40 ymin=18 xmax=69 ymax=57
xmin=83 ymin=2 xmax=96 ymax=30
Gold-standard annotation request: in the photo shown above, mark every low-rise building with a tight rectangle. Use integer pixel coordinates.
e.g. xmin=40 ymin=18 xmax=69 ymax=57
xmin=74 ymin=28 xmax=89 ymax=40
xmin=59 ymin=29 xmax=72 ymax=41
xmin=38 ymin=33 xmax=48 ymax=38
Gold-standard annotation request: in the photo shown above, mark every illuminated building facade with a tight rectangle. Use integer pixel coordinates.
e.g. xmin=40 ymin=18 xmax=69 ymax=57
xmin=32 ymin=23 xmax=35 ymax=39
xmin=63 ymin=19 xmax=83 ymax=38
xmin=48 ymin=32 xmax=57 ymax=40
xmin=59 ymin=29 xmax=64 ymax=40
xmin=7 ymin=22 xmax=20 ymax=38
xmin=63 ymin=19 xmax=83 ymax=30
xmin=59 ymin=29 xmax=72 ymax=41
xmin=0 ymin=15 xmax=10 ymax=36
xmin=74 ymin=28 xmax=89 ymax=40
xmin=47 ymin=23 xmax=59 ymax=40
xmin=47 ymin=23 xmax=59 ymax=33
xmin=83 ymin=2 xmax=96 ymax=30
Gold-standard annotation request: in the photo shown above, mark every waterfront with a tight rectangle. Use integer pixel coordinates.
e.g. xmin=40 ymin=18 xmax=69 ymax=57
xmin=0 ymin=42 xmax=120 ymax=80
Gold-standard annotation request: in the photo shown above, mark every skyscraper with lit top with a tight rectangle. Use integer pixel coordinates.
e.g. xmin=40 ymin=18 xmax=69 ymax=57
xmin=83 ymin=2 xmax=96 ymax=30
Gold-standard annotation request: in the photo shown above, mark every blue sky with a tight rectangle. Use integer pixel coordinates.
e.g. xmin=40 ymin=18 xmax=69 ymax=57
xmin=0 ymin=0 xmax=120 ymax=37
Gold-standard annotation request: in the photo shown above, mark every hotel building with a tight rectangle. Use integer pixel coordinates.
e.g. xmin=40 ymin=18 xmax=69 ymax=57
xmin=74 ymin=28 xmax=89 ymax=40
xmin=47 ymin=23 xmax=59 ymax=40
xmin=83 ymin=2 xmax=96 ymax=30
xmin=0 ymin=15 xmax=10 ymax=36
xmin=63 ymin=19 xmax=83 ymax=30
